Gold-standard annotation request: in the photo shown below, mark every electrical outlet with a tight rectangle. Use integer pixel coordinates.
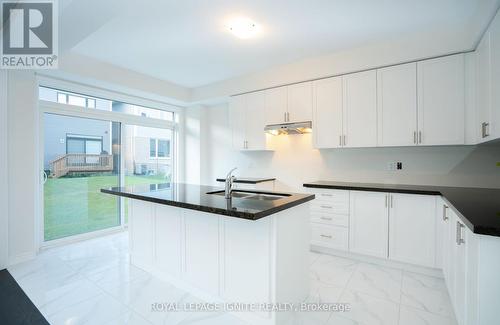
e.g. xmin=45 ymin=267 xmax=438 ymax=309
xmin=387 ymin=162 xmax=403 ymax=171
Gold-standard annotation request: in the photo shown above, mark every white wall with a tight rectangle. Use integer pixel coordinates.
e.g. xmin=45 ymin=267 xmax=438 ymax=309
xmin=6 ymin=71 xmax=38 ymax=264
xmin=200 ymin=104 xmax=500 ymax=191
xmin=0 ymin=71 xmax=8 ymax=270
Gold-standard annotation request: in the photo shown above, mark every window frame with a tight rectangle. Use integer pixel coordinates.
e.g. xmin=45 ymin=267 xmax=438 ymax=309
xmin=37 ymin=77 xmax=182 ymax=250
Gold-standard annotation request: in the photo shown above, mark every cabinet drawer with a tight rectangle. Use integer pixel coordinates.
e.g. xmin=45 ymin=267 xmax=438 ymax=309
xmin=310 ymin=189 xmax=349 ymax=214
xmin=311 ymin=224 xmax=349 ymax=251
xmin=311 ymin=189 xmax=349 ymax=202
xmin=311 ymin=201 xmax=349 ymax=215
xmin=310 ymin=212 xmax=349 ymax=227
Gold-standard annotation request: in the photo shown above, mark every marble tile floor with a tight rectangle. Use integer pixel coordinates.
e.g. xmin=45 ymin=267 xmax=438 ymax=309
xmin=8 ymin=232 xmax=458 ymax=325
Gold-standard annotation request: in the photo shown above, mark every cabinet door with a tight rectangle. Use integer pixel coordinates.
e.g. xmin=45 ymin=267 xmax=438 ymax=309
xmin=388 ymin=194 xmax=436 ymax=267
xmin=349 ymin=191 xmax=388 ymax=258
xmin=490 ymin=10 xmax=500 ymax=140
xmin=265 ymin=87 xmax=287 ymax=125
xmin=245 ymin=91 xmax=267 ymax=150
xmin=229 ymin=95 xmax=246 ymax=150
xmin=184 ymin=210 xmax=220 ymax=295
xmin=155 ymin=205 xmax=182 ymax=277
xmin=417 ymin=54 xmax=465 ymax=145
xmin=343 ymin=70 xmax=377 ymax=148
xmin=287 ymin=82 xmax=313 ymax=122
xmin=377 ymin=63 xmax=418 ymax=147
xmin=476 ymin=31 xmax=492 ymax=143
xmin=313 ymin=77 xmax=343 ymax=148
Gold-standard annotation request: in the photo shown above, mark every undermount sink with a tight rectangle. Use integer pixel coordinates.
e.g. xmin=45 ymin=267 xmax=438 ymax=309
xmin=207 ymin=190 xmax=290 ymax=201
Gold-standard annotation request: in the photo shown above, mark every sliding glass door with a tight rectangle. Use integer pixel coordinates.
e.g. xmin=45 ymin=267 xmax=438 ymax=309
xmin=43 ymin=113 xmax=121 ymax=241
xmin=40 ymin=86 xmax=177 ymax=243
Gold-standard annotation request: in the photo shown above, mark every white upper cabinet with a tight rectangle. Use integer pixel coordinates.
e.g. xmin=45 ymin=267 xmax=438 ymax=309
xmin=489 ymin=9 xmax=500 ymax=140
xmin=417 ymin=54 xmax=465 ymax=145
xmin=388 ymin=193 xmax=436 ymax=268
xmin=287 ymin=82 xmax=313 ymax=123
xmin=265 ymin=87 xmax=287 ymax=125
xmin=313 ymin=77 xmax=343 ymax=148
xmin=343 ymin=70 xmax=377 ymax=148
xmin=476 ymin=31 xmax=492 ymax=142
xmin=245 ymin=91 xmax=268 ymax=150
xmin=229 ymin=95 xmax=246 ymax=150
xmin=377 ymin=63 xmax=418 ymax=147
xmin=229 ymin=91 xmax=268 ymax=151
xmin=349 ymin=191 xmax=389 ymax=258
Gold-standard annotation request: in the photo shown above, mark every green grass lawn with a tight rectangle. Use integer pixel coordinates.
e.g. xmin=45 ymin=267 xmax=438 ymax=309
xmin=44 ymin=174 xmax=167 ymax=241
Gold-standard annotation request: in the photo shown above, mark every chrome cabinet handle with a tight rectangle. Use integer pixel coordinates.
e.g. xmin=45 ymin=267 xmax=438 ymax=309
xmin=320 ymin=193 xmax=333 ymax=197
xmin=320 ymin=234 xmax=333 ymax=239
xmin=284 ymin=112 xmax=287 ymax=122
xmin=482 ymin=122 xmax=490 ymax=138
xmin=287 ymin=112 xmax=290 ymax=122
xmin=442 ymin=205 xmax=449 ymax=221
xmin=320 ymin=217 xmax=332 ymax=221
xmin=456 ymin=221 xmax=465 ymax=245
xmin=418 ymin=131 xmax=422 ymax=144
xmin=390 ymin=195 xmax=393 ymax=208
xmin=343 ymin=135 xmax=346 ymax=146
xmin=320 ymin=205 xmax=332 ymax=209
xmin=385 ymin=194 xmax=388 ymax=208
xmin=413 ymin=131 xmax=417 ymax=144
xmin=339 ymin=135 xmax=342 ymax=146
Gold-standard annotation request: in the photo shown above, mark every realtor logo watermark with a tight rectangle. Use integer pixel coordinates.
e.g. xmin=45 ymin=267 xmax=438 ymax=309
xmin=1 ymin=0 xmax=58 ymax=69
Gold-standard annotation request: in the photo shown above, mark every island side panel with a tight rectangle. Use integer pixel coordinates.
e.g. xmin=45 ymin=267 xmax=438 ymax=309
xmin=129 ymin=199 xmax=154 ymax=266
xmin=274 ymin=202 xmax=310 ymax=304
xmin=183 ymin=209 xmax=220 ymax=296
xmin=221 ymin=216 xmax=272 ymax=319
xmin=154 ymin=205 xmax=183 ymax=278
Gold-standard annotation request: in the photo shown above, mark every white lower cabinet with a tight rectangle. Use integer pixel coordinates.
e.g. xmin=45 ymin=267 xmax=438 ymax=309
xmin=349 ymin=191 xmax=389 ymax=258
xmin=308 ymin=188 xmax=500 ymax=325
xmin=388 ymin=193 xmax=436 ymax=268
xmin=311 ymin=224 xmax=348 ymax=250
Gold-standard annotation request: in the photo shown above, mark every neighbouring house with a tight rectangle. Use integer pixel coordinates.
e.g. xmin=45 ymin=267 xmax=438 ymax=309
xmin=41 ymin=88 xmax=172 ymax=179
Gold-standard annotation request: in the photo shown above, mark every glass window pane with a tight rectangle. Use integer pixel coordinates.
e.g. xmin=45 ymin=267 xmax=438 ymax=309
xmin=57 ymin=93 xmax=66 ymax=104
xmin=87 ymin=99 xmax=96 ymax=108
xmin=150 ymin=139 xmax=156 ymax=157
xmin=40 ymin=87 xmax=175 ymax=121
xmin=43 ymin=113 xmax=121 ymax=241
xmin=157 ymin=140 xmax=169 ymax=158
xmin=123 ymin=126 xmax=174 ymax=224
xmin=68 ymin=95 xmax=86 ymax=107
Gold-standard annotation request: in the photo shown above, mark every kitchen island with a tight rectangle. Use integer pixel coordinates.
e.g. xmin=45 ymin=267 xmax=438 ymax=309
xmin=102 ymin=183 xmax=314 ymax=325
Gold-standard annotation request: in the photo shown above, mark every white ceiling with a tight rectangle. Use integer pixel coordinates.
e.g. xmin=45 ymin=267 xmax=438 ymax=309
xmin=65 ymin=0 xmax=498 ymax=88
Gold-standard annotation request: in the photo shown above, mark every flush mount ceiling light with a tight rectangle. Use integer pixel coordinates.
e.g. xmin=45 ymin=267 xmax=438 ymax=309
xmin=227 ymin=17 xmax=260 ymax=39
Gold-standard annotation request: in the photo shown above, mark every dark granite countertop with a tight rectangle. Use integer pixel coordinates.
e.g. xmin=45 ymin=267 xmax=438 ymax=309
xmin=215 ymin=177 xmax=276 ymax=184
xmin=303 ymin=181 xmax=500 ymax=237
xmin=101 ymin=183 xmax=314 ymax=221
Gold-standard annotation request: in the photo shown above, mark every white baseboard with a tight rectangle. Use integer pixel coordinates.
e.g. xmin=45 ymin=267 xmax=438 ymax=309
xmin=311 ymin=245 xmax=444 ymax=279
xmin=8 ymin=251 xmax=36 ymax=266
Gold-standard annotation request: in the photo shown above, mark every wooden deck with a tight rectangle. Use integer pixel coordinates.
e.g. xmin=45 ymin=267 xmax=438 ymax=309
xmin=50 ymin=154 xmax=114 ymax=178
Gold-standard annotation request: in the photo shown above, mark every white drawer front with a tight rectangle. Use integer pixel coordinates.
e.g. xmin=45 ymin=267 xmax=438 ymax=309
xmin=311 ymin=224 xmax=349 ymax=251
xmin=311 ymin=189 xmax=349 ymax=202
xmin=310 ymin=212 xmax=349 ymax=227
xmin=311 ymin=201 xmax=349 ymax=215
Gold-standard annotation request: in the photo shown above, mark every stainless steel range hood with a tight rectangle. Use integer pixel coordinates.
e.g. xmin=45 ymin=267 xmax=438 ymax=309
xmin=264 ymin=121 xmax=312 ymax=135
